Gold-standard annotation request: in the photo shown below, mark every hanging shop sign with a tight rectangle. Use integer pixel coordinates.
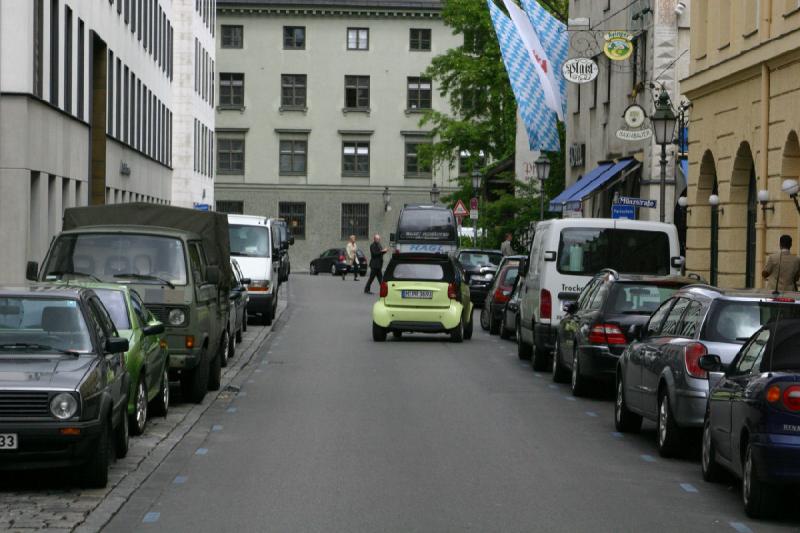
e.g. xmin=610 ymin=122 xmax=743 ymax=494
xmin=561 ymin=58 xmax=599 ymax=84
xmin=616 ymin=128 xmax=653 ymax=141
xmin=623 ymin=104 xmax=647 ymax=129
xmin=604 ymin=31 xmax=634 ymax=61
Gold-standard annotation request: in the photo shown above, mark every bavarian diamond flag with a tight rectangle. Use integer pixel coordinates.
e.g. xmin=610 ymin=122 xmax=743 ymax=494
xmin=520 ymin=0 xmax=568 ymax=119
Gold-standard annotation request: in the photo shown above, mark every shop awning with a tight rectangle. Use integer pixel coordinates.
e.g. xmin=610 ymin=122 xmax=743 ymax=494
xmin=549 ymin=158 xmax=637 ymax=212
xmin=548 ymin=161 xmax=614 ymax=212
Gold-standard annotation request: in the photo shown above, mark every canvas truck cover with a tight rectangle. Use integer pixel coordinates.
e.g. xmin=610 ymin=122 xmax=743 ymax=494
xmin=62 ymin=203 xmax=233 ymax=289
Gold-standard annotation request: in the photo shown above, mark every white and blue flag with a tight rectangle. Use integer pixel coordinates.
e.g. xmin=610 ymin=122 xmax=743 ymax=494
xmin=520 ymin=0 xmax=568 ymax=119
xmin=487 ymin=0 xmax=560 ymax=151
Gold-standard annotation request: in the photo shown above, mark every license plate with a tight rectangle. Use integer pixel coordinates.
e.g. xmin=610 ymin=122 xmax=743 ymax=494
xmin=0 ymin=434 xmax=18 ymax=450
xmin=401 ymin=290 xmax=433 ymax=299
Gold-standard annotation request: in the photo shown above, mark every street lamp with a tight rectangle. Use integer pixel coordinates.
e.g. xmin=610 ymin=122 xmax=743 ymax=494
xmin=782 ymin=179 xmax=800 ymax=214
xmin=429 ymin=183 xmax=440 ymax=204
xmin=651 ymin=91 xmax=677 ymax=223
xmin=471 ymin=169 xmax=482 ymax=247
xmin=757 ymin=189 xmax=774 ymax=214
xmin=534 ymin=153 xmax=551 ymax=221
xmin=383 ymin=186 xmax=392 ymax=212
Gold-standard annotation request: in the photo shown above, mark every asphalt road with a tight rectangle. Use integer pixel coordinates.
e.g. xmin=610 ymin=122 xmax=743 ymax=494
xmin=105 ymin=274 xmax=800 ymax=533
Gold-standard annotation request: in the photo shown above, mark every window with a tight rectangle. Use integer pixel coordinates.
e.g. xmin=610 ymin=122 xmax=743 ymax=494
xmin=410 ymin=28 xmax=431 ymax=51
xmin=130 ymin=291 xmax=150 ymax=327
xmin=344 ymin=75 xmax=369 ymax=109
xmin=115 ymin=58 xmax=122 ymax=139
xmin=557 ymin=228 xmax=671 ymax=276
xmin=64 ymin=6 xmax=72 ymax=113
xmin=404 ymin=142 xmax=432 ymax=178
xmin=216 ymin=200 xmax=244 ymax=214
xmin=77 ymin=19 xmax=84 ymax=119
xmin=219 ymin=73 xmax=244 ymax=107
xmin=33 ymin=0 xmax=43 ymax=97
xmin=283 ymin=26 xmax=305 ymax=49
xmin=221 ymin=25 xmax=243 ymax=48
xmin=341 ymin=203 xmax=369 ymax=239
xmin=733 ymin=328 xmax=769 ymax=375
xmin=123 ymin=65 xmax=129 ymax=143
xmin=217 ymin=138 xmax=245 ymax=174
xmin=281 ymin=74 xmax=307 ymax=108
xmin=661 ymin=298 xmax=690 ymax=336
xmin=49 ymin=0 xmax=59 ymax=106
xmin=342 ymin=142 xmax=369 ymax=176
xmin=608 ymin=283 xmax=682 ymax=315
xmin=677 ymin=301 xmax=704 ymax=338
xmin=407 ymin=77 xmax=432 ymax=110
xmin=279 ymin=140 xmax=307 ymax=175
xmin=645 ymin=299 xmax=674 ymax=337
xmin=279 ymin=202 xmax=306 ymax=239
xmin=347 ymin=28 xmax=369 ymax=50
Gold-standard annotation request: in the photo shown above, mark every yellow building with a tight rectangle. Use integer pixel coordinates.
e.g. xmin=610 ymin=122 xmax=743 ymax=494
xmin=682 ymin=0 xmax=800 ymax=288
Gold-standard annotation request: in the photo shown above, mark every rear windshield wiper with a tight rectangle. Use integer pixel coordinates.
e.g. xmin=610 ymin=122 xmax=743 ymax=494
xmin=113 ymin=273 xmax=175 ymax=289
xmin=0 ymin=343 xmax=81 ymax=357
xmin=45 ymin=270 xmax=101 ymax=282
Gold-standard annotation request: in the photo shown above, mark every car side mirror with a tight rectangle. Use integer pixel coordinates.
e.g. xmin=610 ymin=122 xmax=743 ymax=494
xmin=26 ymin=261 xmax=39 ymax=282
xmin=628 ymin=323 xmax=643 ymax=340
xmin=543 ymin=251 xmax=557 ymax=262
xmin=206 ymin=266 xmax=221 ymax=285
xmin=105 ymin=337 xmax=129 ymax=354
xmin=699 ymin=354 xmax=723 ymax=373
xmin=240 ymin=278 xmax=251 ymax=285
xmin=143 ymin=322 xmax=165 ymax=336
xmin=563 ymin=302 xmax=578 ymax=315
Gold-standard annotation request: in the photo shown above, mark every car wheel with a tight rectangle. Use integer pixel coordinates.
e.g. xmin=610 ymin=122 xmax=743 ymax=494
xmin=219 ymin=330 xmax=231 ymax=369
xmin=532 ymin=340 xmax=550 ymax=371
xmin=489 ymin=309 xmax=501 ymax=335
xmin=570 ymin=347 xmax=588 ymax=396
xmin=208 ymin=335 xmax=225 ymax=392
xmin=480 ymin=307 xmax=490 ymax=331
xmin=310 ymin=263 xmax=318 ymax=275
xmin=614 ymin=377 xmax=642 ymax=433
xmin=330 ymin=264 xmax=337 ymax=276
xmin=463 ymin=311 xmax=474 ymax=340
xmin=236 ymin=319 xmax=243 ymax=343
xmin=499 ymin=313 xmax=511 ymax=340
xmin=150 ymin=367 xmax=170 ymax=418
xmin=228 ymin=331 xmax=237 ymax=363
xmin=552 ymin=337 xmax=570 ymax=383
xmin=115 ymin=406 xmax=129 ymax=459
xmin=450 ymin=318 xmax=464 ymax=343
xmin=242 ymin=310 xmax=248 ymax=332
xmin=517 ymin=319 xmax=532 ymax=361
xmin=372 ymin=322 xmax=387 ymax=342
xmin=701 ymin=415 xmax=724 ymax=482
xmin=743 ymin=441 xmax=777 ymax=518
xmin=392 ymin=331 xmax=402 ymax=339
xmin=657 ymin=390 xmax=683 ymax=457
xmin=129 ymin=375 xmax=148 ymax=436
xmin=181 ymin=350 xmax=209 ymax=404
xmin=262 ymin=307 xmax=274 ymax=326
xmin=81 ymin=417 xmax=111 ymax=488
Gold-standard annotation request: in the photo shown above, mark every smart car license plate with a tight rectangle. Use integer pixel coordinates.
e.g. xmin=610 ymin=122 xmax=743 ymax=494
xmin=0 ymin=434 xmax=18 ymax=450
xmin=402 ymin=290 xmax=433 ymax=299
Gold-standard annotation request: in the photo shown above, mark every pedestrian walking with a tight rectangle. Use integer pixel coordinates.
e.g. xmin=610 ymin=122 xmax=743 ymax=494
xmin=364 ymin=234 xmax=388 ymax=294
xmin=762 ymin=234 xmax=800 ymax=293
xmin=344 ymin=235 xmax=360 ymax=281
xmin=500 ymin=233 xmax=516 ymax=256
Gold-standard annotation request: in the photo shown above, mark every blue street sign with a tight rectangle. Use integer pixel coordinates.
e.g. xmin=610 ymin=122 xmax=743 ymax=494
xmin=612 ymin=204 xmax=636 ymax=220
xmin=618 ymin=196 xmax=657 ymax=209
xmin=194 ymin=203 xmax=210 ymax=211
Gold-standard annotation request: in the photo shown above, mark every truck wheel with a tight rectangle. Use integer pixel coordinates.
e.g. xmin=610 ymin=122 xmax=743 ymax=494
xmin=81 ymin=417 xmax=111 ymax=488
xmin=149 ymin=367 xmax=170 ymax=417
xmin=208 ymin=337 xmax=224 ymax=392
xmin=181 ymin=351 xmax=209 ymax=404
xmin=129 ymin=374 xmax=148 ymax=436
xmin=532 ymin=341 xmax=550 ymax=371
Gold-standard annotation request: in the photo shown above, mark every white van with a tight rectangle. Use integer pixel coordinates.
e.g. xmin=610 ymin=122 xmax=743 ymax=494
xmin=227 ymin=214 xmax=280 ymax=325
xmin=518 ymin=218 xmax=683 ymax=369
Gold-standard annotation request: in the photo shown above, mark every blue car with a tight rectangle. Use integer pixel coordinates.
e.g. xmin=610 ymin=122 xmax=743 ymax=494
xmin=700 ymin=319 xmax=800 ymax=518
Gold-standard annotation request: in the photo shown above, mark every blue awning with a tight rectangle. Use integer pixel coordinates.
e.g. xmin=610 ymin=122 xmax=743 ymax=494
xmin=679 ymin=159 xmax=688 ymax=191
xmin=548 ymin=162 xmax=614 ymax=212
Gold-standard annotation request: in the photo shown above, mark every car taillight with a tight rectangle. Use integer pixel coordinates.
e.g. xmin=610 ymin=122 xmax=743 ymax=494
xmin=588 ymin=323 xmax=626 ymax=345
xmin=448 ymin=283 xmax=458 ymax=300
xmin=339 ymin=255 xmax=345 ymax=262
xmin=684 ymin=342 xmax=708 ymax=379
xmin=772 ymin=297 xmax=796 ymax=303
xmin=766 ymin=385 xmax=782 ymax=403
xmin=783 ymin=385 xmax=800 ymax=411
xmin=493 ymin=288 xmax=511 ymax=304
xmin=540 ymin=289 xmax=552 ymax=320
xmin=379 ymin=282 xmax=388 ymax=298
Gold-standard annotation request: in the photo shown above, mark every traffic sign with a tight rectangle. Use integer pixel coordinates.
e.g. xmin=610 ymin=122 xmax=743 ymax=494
xmin=618 ymin=196 xmax=656 ymax=209
xmin=611 ymin=204 xmax=636 ymax=220
xmin=470 ymin=209 xmax=479 ymax=220
xmin=470 ymin=197 xmax=479 ymax=211
xmin=453 ymin=199 xmax=469 ymax=217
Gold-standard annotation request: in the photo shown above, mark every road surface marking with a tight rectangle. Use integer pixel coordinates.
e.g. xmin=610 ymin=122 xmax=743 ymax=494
xmin=534 ymin=373 xmax=542 ymax=378
xmin=680 ymin=483 xmax=698 ymax=493
xmin=611 ymin=432 xmax=623 ymax=438
xmin=640 ymin=454 xmax=656 ymax=462
xmin=211 ymin=425 xmax=223 ymax=432
xmin=195 ymin=448 xmax=208 ymax=455
xmin=729 ymin=523 xmax=753 ymax=533
xmin=142 ymin=512 xmax=160 ymax=523
xmin=564 ymin=396 xmax=576 ymax=401
xmin=226 ymin=407 xmax=238 ymax=413
xmin=548 ymin=384 xmax=558 ymax=389
xmin=585 ymin=411 xmax=598 ymax=417
xmin=173 ymin=476 xmax=188 ymax=484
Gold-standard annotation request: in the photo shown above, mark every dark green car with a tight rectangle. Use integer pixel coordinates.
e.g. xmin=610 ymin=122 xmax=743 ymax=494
xmin=66 ymin=282 xmax=169 ymax=436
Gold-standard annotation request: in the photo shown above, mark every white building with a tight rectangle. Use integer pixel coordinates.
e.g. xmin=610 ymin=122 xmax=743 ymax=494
xmin=214 ymin=0 xmax=462 ymax=269
xmin=0 ymin=0 xmax=216 ymax=283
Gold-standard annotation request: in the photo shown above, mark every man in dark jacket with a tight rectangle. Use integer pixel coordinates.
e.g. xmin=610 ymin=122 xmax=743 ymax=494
xmin=364 ymin=234 xmax=388 ymax=294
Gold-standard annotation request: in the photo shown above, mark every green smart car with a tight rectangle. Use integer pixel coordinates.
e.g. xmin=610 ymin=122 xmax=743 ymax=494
xmin=372 ymin=253 xmax=473 ymax=342
xmin=62 ymin=282 xmax=169 ymax=436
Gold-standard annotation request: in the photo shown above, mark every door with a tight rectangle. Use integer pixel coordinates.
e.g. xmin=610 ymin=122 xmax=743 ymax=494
xmin=564 ymin=279 xmax=602 ymax=365
xmin=641 ymin=297 xmax=690 ymax=417
xmin=88 ymin=297 xmax=126 ymax=418
xmin=520 ymin=230 xmax=544 ymax=344
xmin=131 ymin=291 xmax=161 ymax=396
xmin=626 ymin=298 xmax=674 ymax=412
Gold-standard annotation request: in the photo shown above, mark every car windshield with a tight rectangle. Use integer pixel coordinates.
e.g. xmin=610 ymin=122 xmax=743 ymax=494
xmin=557 ymin=228 xmax=671 ymax=275
xmin=459 ymin=252 xmax=502 ymax=268
xmin=397 ymin=209 xmax=457 ymax=241
xmin=43 ymin=234 xmax=188 ymax=285
xmin=0 ymin=297 xmax=93 ymax=353
xmin=608 ymin=283 xmax=681 ymax=314
xmin=229 ymin=225 xmax=270 ymax=258
xmin=93 ymin=289 xmax=131 ymax=330
xmin=703 ymin=300 xmax=800 ymax=344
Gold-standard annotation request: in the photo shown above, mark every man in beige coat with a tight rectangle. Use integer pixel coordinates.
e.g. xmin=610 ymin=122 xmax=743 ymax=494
xmin=762 ymin=234 xmax=800 ymax=293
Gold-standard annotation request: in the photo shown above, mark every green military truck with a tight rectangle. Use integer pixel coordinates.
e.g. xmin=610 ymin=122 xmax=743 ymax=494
xmin=27 ymin=204 xmax=233 ymax=404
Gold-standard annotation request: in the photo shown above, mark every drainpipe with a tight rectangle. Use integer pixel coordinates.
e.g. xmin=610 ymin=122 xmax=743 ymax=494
xmin=758 ymin=62 xmax=770 ymax=288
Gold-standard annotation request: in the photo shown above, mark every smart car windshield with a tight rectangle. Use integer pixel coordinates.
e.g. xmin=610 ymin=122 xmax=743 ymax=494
xmin=0 ymin=297 xmax=93 ymax=354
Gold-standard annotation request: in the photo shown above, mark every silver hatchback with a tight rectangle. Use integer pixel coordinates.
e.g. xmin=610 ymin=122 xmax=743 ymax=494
xmin=614 ymin=286 xmax=800 ymax=457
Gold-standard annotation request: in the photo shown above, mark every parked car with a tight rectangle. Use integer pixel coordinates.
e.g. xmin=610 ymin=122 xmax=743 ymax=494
xmin=519 ymin=218 xmax=684 ymax=371
xmin=309 ymin=248 xmax=367 ymax=276
xmin=555 ymin=270 xmax=696 ymax=395
xmin=66 ymin=282 xmax=170 ymax=436
xmin=372 ymin=253 xmax=473 ymax=342
xmin=230 ymin=258 xmax=250 ymax=345
xmin=269 ymin=218 xmax=294 ymax=282
xmin=615 ymin=286 xmax=800 ymax=457
xmin=228 ymin=214 xmax=279 ymax=326
xmin=457 ymin=249 xmax=502 ymax=307
xmin=500 ymin=277 xmax=523 ymax=341
xmin=0 ymin=285 xmax=130 ymax=487
xmin=32 ymin=203 xmax=233 ymax=404
xmin=484 ymin=256 xmax=525 ymax=335
xmin=700 ymin=318 xmax=800 ymax=518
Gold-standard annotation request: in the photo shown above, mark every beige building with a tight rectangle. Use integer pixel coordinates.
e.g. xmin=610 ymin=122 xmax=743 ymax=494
xmin=682 ymin=0 xmax=800 ymax=288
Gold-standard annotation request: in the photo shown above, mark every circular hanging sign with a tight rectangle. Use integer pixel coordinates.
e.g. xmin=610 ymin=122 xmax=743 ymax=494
xmin=623 ymin=104 xmax=647 ymax=128
xmin=561 ymin=58 xmax=599 ymax=84
xmin=604 ymin=31 xmax=634 ymax=61
xmin=616 ymin=128 xmax=653 ymax=142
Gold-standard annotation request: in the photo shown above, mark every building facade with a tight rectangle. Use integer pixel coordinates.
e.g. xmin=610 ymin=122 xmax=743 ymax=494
xmin=214 ymin=0 xmax=462 ymax=269
xmin=682 ymin=0 xmax=800 ymax=289
xmin=557 ymin=0 xmax=690 ymax=222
